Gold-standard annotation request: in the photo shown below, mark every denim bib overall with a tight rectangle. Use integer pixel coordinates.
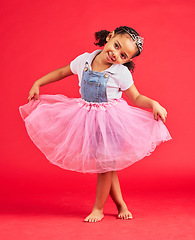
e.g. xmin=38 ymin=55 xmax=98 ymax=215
xmin=80 ymin=62 xmax=111 ymax=103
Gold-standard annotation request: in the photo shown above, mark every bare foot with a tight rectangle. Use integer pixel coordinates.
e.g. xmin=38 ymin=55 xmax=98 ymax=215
xmin=83 ymin=208 xmax=104 ymax=223
xmin=117 ymin=205 xmax=133 ymax=220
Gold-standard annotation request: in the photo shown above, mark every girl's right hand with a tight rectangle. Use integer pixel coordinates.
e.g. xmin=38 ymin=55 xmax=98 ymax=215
xmin=28 ymin=82 xmax=40 ymax=102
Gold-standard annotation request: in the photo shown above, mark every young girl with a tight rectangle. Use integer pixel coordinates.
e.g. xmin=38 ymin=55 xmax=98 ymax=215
xmin=19 ymin=26 xmax=172 ymax=223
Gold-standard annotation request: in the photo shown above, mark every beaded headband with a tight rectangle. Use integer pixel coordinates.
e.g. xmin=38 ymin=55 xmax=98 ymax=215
xmin=116 ymin=28 xmax=144 ymax=53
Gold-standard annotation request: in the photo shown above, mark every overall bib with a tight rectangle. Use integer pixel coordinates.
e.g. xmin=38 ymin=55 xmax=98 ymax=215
xmin=80 ymin=62 xmax=110 ymax=103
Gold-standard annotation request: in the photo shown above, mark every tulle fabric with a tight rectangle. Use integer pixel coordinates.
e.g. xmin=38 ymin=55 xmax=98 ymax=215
xmin=19 ymin=94 xmax=172 ymax=173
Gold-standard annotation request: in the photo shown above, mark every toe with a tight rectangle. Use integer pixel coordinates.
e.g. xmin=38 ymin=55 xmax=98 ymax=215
xmin=128 ymin=213 xmax=133 ymax=219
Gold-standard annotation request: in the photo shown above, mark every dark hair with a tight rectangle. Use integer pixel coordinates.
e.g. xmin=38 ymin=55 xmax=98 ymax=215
xmin=94 ymin=26 xmax=142 ymax=72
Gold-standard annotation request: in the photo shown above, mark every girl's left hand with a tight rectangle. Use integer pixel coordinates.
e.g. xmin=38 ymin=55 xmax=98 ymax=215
xmin=152 ymin=101 xmax=168 ymax=123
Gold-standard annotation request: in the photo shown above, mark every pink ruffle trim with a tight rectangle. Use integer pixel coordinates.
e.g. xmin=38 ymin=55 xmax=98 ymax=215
xmin=77 ymin=98 xmax=121 ymax=111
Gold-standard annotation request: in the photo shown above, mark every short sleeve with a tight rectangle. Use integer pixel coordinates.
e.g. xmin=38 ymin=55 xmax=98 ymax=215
xmin=119 ymin=67 xmax=134 ymax=91
xmin=70 ymin=52 xmax=89 ymax=75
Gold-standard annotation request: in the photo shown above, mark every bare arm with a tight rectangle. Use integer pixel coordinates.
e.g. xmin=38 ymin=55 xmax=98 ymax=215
xmin=28 ymin=64 xmax=73 ymax=101
xmin=124 ymin=84 xmax=168 ymax=123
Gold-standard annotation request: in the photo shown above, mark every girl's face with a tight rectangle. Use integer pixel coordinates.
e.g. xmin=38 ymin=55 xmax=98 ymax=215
xmin=101 ymin=32 xmax=138 ymax=65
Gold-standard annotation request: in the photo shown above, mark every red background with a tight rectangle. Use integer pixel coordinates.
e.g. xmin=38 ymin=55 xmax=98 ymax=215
xmin=0 ymin=0 xmax=195 ymax=239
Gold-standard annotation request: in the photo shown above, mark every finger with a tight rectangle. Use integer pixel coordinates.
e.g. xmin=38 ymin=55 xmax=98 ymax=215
xmin=28 ymin=93 xmax=34 ymax=101
xmin=154 ymin=113 xmax=158 ymax=121
xmin=34 ymin=93 xmax=39 ymax=100
xmin=161 ymin=116 xmax=165 ymax=123
xmin=160 ymin=115 xmax=166 ymax=123
xmin=28 ymin=96 xmax=32 ymax=102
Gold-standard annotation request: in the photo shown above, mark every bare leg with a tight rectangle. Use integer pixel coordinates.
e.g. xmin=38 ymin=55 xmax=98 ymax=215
xmin=84 ymin=171 xmax=112 ymax=223
xmin=109 ymin=171 xmax=133 ymax=219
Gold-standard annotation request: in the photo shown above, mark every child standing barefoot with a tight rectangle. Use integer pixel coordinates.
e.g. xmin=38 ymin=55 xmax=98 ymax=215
xmin=19 ymin=26 xmax=172 ymax=223
xmin=84 ymin=171 xmax=132 ymax=222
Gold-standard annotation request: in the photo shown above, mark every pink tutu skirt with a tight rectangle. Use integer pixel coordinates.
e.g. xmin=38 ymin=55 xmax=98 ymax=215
xmin=19 ymin=94 xmax=172 ymax=173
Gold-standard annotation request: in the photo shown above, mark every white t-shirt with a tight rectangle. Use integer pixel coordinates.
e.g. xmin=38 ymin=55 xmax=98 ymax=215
xmin=70 ymin=49 xmax=134 ymax=100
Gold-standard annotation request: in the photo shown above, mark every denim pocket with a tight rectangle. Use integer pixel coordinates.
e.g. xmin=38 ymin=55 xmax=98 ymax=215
xmin=84 ymin=79 xmax=102 ymax=86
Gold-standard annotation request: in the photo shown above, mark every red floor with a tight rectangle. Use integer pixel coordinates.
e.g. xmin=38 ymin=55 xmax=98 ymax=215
xmin=0 ymin=190 xmax=194 ymax=240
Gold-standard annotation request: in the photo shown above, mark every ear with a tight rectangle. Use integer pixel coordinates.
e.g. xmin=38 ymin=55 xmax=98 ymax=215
xmin=106 ymin=31 xmax=115 ymax=42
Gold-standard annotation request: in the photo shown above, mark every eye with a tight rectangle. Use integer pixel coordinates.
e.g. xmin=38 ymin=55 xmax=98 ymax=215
xmin=114 ymin=43 xmax=119 ymax=49
xmin=121 ymin=53 xmax=126 ymax=59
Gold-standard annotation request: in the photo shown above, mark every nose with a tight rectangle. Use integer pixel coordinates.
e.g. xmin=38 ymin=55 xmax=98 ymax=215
xmin=112 ymin=51 xmax=118 ymax=61
xmin=113 ymin=51 xmax=119 ymax=61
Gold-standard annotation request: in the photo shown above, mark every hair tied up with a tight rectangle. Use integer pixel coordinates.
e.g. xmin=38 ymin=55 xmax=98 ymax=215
xmin=94 ymin=30 xmax=110 ymax=47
